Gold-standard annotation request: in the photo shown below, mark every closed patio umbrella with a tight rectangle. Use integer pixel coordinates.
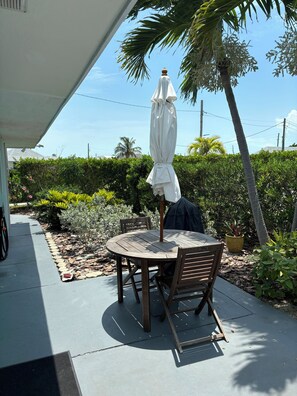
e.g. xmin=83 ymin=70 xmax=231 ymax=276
xmin=146 ymin=68 xmax=181 ymax=241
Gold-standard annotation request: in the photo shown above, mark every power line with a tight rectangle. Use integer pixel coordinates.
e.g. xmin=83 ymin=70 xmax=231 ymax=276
xmin=177 ymin=122 xmax=282 ymax=149
xmin=204 ymin=111 xmax=272 ymax=127
xmin=75 ymin=93 xmax=199 ymax=112
xmin=178 ymin=123 xmax=285 ymax=147
xmin=75 ymin=93 xmax=150 ymax=109
xmin=203 ymin=112 xmax=231 ymax=121
xmin=176 ymin=122 xmax=280 ymax=148
xmin=286 ymin=125 xmax=297 ymax=132
xmin=223 ymin=123 xmax=283 ymax=144
xmin=287 ymin=121 xmax=297 ymax=130
xmin=75 ymin=92 xmax=289 ymax=128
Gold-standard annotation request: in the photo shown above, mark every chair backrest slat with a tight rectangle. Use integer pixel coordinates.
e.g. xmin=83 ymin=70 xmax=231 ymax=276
xmin=120 ymin=217 xmax=152 ymax=234
xmin=172 ymin=244 xmax=223 ymax=291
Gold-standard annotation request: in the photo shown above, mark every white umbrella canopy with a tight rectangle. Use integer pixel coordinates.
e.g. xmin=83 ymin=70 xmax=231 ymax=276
xmin=146 ymin=68 xmax=181 ymax=241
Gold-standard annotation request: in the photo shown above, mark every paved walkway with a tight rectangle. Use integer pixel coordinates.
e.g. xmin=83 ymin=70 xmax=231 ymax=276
xmin=0 ymin=214 xmax=296 ymax=396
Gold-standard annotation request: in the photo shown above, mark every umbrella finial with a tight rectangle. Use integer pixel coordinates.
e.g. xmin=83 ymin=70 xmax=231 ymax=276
xmin=161 ymin=67 xmax=168 ymax=76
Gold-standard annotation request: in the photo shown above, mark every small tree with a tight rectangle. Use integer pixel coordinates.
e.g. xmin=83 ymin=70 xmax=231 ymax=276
xmin=114 ymin=137 xmax=142 ymax=159
xmin=188 ymin=136 xmax=226 ymax=155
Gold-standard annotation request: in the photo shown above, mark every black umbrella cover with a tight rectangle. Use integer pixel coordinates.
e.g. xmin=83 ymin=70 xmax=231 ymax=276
xmin=164 ymin=196 xmax=204 ymax=233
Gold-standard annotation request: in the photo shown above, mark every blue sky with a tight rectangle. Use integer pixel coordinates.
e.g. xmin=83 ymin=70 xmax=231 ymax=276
xmin=38 ymin=11 xmax=297 ymax=158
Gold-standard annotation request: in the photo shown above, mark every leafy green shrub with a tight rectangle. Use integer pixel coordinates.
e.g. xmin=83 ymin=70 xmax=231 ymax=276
xmin=9 ymin=171 xmax=23 ymax=203
xmin=34 ymin=184 xmax=83 ymax=201
xmin=94 ymin=189 xmax=123 ymax=205
xmin=59 ymin=196 xmax=161 ymax=251
xmin=59 ymin=196 xmax=135 ymax=249
xmin=140 ymin=207 xmax=161 ymax=229
xmin=34 ymin=190 xmax=93 ymax=229
xmin=199 ymin=210 xmax=216 ymax=236
xmin=9 ymin=171 xmax=35 ymax=203
xmin=11 ymin=158 xmax=64 ymax=199
xmin=126 ymin=155 xmax=154 ymax=212
xmin=34 ymin=188 xmax=123 ymax=229
xmin=255 ymin=152 xmax=297 ymax=232
xmin=252 ymin=231 xmax=297 ymax=302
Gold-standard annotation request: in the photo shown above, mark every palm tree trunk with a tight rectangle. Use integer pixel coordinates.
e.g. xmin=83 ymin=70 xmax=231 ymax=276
xmin=218 ymin=62 xmax=269 ymax=245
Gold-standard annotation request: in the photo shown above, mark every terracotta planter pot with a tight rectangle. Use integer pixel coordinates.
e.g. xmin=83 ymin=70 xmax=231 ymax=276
xmin=225 ymin=234 xmax=244 ymax=253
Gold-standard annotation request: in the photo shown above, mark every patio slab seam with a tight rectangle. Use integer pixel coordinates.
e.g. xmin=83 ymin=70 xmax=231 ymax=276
xmin=214 ymin=286 xmax=255 ymax=316
xmin=0 ymin=282 xmax=60 ymax=296
xmin=71 ymin=337 xmax=154 ymax=359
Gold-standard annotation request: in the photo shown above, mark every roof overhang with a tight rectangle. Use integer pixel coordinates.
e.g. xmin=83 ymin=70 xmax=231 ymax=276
xmin=0 ymin=0 xmax=136 ymax=148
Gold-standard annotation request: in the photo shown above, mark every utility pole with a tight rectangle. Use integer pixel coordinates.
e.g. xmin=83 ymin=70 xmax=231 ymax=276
xmin=282 ymin=118 xmax=286 ymax=151
xmin=199 ymin=100 xmax=203 ymax=138
xmin=87 ymin=143 xmax=90 ymax=159
xmin=277 ymin=133 xmax=280 ymax=147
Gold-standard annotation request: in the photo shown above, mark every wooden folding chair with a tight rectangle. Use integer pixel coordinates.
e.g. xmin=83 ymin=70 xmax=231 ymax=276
xmin=120 ymin=217 xmax=154 ymax=303
xmin=155 ymin=243 xmax=228 ymax=353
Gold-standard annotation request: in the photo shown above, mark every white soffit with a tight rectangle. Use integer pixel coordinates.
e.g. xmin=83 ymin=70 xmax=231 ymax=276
xmin=0 ymin=0 xmax=136 ymax=148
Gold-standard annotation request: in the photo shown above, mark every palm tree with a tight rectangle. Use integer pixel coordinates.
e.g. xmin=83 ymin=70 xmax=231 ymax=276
xmin=119 ymin=0 xmax=297 ymax=243
xmin=114 ymin=137 xmax=142 ymax=158
xmin=188 ymin=136 xmax=226 ymax=155
xmin=191 ymin=0 xmax=297 ymax=241
xmin=118 ymin=0 xmax=271 ymax=244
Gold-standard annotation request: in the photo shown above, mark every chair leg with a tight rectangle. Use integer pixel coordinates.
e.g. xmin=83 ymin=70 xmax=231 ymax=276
xmin=207 ymin=298 xmax=228 ymax=343
xmin=208 ymin=290 xmax=213 ymax=316
xmin=194 ymin=293 xmax=208 ymax=316
xmin=156 ymin=280 xmax=183 ymax=353
xmin=156 ymin=283 xmax=228 ymax=352
xmin=125 ymin=260 xmax=140 ymax=303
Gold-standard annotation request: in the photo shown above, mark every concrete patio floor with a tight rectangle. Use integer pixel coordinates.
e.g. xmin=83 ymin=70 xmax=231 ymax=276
xmin=0 ymin=214 xmax=296 ymax=396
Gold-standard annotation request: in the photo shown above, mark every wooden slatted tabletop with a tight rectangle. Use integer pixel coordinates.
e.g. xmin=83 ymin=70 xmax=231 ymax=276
xmin=106 ymin=229 xmax=219 ymax=261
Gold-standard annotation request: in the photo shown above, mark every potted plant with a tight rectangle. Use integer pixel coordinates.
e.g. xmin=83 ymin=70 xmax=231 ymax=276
xmin=225 ymin=220 xmax=244 ymax=253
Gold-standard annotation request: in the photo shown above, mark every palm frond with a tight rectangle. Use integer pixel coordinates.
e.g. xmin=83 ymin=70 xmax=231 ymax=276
xmin=118 ymin=3 xmax=197 ymax=82
xmin=192 ymin=0 xmax=297 ymax=40
xmin=128 ymin=0 xmax=175 ymax=20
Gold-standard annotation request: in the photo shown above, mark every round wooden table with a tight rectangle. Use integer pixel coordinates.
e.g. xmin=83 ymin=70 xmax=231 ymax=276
xmin=106 ymin=229 xmax=220 ymax=332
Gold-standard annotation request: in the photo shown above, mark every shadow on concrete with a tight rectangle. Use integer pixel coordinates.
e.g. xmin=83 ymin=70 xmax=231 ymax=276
xmin=101 ymin=286 xmax=226 ymax=367
xmin=0 ymin=219 xmax=61 ymax=396
xmin=217 ymin=279 xmax=297 ymax=394
xmin=230 ymin=316 xmax=297 ymax=394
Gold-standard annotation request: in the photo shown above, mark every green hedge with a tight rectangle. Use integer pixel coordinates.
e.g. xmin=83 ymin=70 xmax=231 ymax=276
xmin=10 ymin=151 xmax=297 ymax=241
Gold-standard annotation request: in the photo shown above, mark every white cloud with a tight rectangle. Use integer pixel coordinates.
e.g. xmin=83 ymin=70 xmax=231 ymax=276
xmin=287 ymin=109 xmax=297 ymax=127
xmin=85 ymin=66 xmax=119 ymax=83
xmin=276 ymin=109 xmax=297 ymax=133
xmin=275 ymin=117 xmax=284 ymax=129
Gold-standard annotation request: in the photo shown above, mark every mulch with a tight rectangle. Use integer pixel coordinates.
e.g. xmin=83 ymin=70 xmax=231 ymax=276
xmin=44 ymin=224 xmax=253 ymax=286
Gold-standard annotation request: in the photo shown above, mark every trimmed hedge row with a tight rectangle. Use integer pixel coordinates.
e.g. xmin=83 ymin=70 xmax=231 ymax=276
xmin=11 ymin=151 xmax=297 ymax=241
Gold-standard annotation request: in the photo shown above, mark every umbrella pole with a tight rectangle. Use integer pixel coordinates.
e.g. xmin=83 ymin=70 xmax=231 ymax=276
xmin=160 ymin=195 xmax=164 ymax=242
